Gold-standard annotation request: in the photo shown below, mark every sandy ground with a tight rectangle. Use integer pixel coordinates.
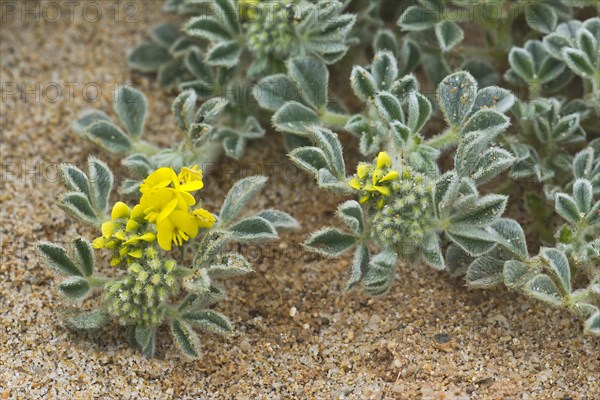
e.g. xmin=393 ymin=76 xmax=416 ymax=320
xmin=1 ymin=1 xmax=598 ymax=399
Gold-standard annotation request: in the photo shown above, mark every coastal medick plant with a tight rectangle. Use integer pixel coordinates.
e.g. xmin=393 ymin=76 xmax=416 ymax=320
xmin=36 ymin=160 xmax=298 ymax=358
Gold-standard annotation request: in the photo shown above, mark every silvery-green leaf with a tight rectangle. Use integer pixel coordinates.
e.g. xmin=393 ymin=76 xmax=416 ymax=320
xmin=399 ymin=40 xmax=422 ymax=76
xmin=503 ymin=260 xmax=532 ymax=288
xmin=336 ymin=200 xmax=364 ymax=234
xmin=304 ymin=228 xmax=356 ymax=257
xmin=541 ymin=248 xmax=571 ymax=293
xmin=205 ymin=0 xmax=239 ymax=34
xmin=450 ymin=194 xmax=507 ymax=227
xmin=434 ymin=20 xmax=464 ymax=52
xmin=543 ymin=33 xmax=571 ymax=60
xmin=585 ymin=311 xmax=600 ymax=335
xmin=185 ymin=49 xmax=214 ymax=83
xmin=317 ymin=168 xmax=352 ymax=195
xmin=185 ymin=16 xmax=232 ymax=41
xmin=397 ymin=5 xmax=438 ymax=31
xmin=178 ymin=287 xmax=226 ymax=312
xmin=272 ymin=101 xmax=320 ymax=136
xmin=288 ymin=146 xmax=329 ymax=176
xmin=183 ymin=310 xmax=233 ymax=335
xmin=308 ymin=127 xmax=345 ymax=178
xmin=71 ymin=109 xmax=112 ymax=136
xmin=87 ymin=158 xmax=113 ymax=214
xmin=220 ymin=176 xmax=267 ymax=224
xmin=86 ymin=121 xmax=132 ymax=154
xmin=586 ymin=200 xmax=600 ymax=224
xmin=207 ymin=253 xmax=253 ymax=278
xmin=58 ymin=192 xmax=99 ymax=226
xmin=171 ymin=320 xmax=201 ymax=358
xmin=419 ymin=0 xmax=444 ymax=11
xmin=287 ymin=58 xmax=329 ymax=109
xmin=578 ymin=29 xmax=598 ymax=65
xmin=222 ymin=134 xmax=244 ymax=159
xmin=58 ymin=164 xmax=90 ymax=198
xmin=195 ymin=97 xmax=228 ymax=125
xmin=508 ymin=48 xmax=535 ymax=81
xmin=253 ymin=75 xmax=303 ymax=112
xmin=255 ymin=210 xmax=299 ymax=231
xmin=346 ymin=243 xmax=369 ymax=290
xmin=446 ymin=244 xmax=471 ymax=276
xmin=562 ymin=48 xmax=595 ymax=77
xmin=158 ymin=59 xmax=185 ymax=87
xmin=350 ymin=66 xmax=377 ymax=102
xmin=72 ymin=237 xmax=94 ymax=277
xmin=134 ymin=325 xmax=156 ymax=358
xmin=490 ymin=219 xmax=528 ymax=261
xmin=446 ymin=226 xmax=497 ymax=256
xmin=151 ymin=23 xmax=180 ymax=48
xmin=391 ymin=74 xmax=420 ymax=99
xmin=422 ymin=231 xmax=444 ymax=270
xmin=374 ymin=92 xmax=404 ymax=123
xmin=407 ymin=92 xmax=431 ymax=134
xmin=461 ymin=109 xmax=510 ymax=137
xmin=65 ymin=309 xmax=110 ymax=330
xmin=389 ymin=121 xmax=411 ymax=147
xmin=58 ymin=276 xmax=90 ymax=300
xmin=573 ymin=179 xmax=593 ymax=213
xmin=525 ymin=3 xmax=557 ymax=33
xmin=362 ymin=251 xmax=397 ymax=296
xmin=526 ymin=274 xmax=563 ymax=306
xmin=194 ymin=231 xmax=231 ymax=268
xmin=538 ymin=57 xmax=566 ymax=84
xmin=229 ymin=217 xmax=278 ymax=243
xmin=206 ymin=40 xmax=241 ymax=67
xmin=472 ymin=147 xmax=515 ymax=185
xmin=552 ymin=113 xmax=580 ymax=141
xmin=371 ymin=51 xmax=398 ymax=91
xmin=466 ymin=256 xmax=504 ymax=288
xmin=437 ymin=71 xmax=477 ymax=128
xmin=122 ymin=154 xmax=153 ymax=178
xmin=127 ymin=43 xmax=170 ymax=73
xmin=36 ymin=241 xmax=81 ymax=277
xmin=434 ymin=171 xmax=460 ymax=216
xmin=472 ymin=87 xmax=514 ymax=114
xmin=113 ymin=86 xmax=147 ymax=138
xmin=172 ymin=90 xmax=197 ymax=132
xmin=373 ymin=29 xmax=398 ymax=56
xmin=555 ymin=193 xmax=581 ymax=224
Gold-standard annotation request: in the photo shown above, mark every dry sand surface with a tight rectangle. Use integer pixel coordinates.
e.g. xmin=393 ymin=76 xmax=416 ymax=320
xmin=1 ymin=1 xmax=598 ymax=399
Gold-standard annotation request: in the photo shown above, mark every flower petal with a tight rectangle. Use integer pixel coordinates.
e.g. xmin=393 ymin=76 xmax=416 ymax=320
xmin=111 ymin=202 xmax=131 ymax=220
xmin=157 ymin=197 xmax=179 ymax=223
xmin=348 ymin=178 xmax=362 ymax=190
xmin=380 ymin=170 xmax=399 ymax=182
xmin=376 ymin=152 xmax=392 ymax=169
xmin=357 ymin=163 xmax=371 ymax=179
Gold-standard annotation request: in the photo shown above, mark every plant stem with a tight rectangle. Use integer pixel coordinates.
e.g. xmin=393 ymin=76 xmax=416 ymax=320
xmin=320 ymin=109 xmax=351 ymax=128
xmin=132 ymin=139 xmax=159 ymax=156
xmin=89 ymin=276 xmax=110 ymax=288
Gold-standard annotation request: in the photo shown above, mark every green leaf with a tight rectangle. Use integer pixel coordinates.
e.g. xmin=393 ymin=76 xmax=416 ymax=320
xmin=346 ymin=243 xmax=369 ymax=290
xmin=151 ymin=23 xmax=180 ymax=48
xmin=272 ymin=101 xmax=320 ymax=136
xmin=525 ymin=3 xmax=557 ymax=33
xmin=585 ymin=311 xmax=600 ymax=336
xmin=362 ymin=251 xmax=398 ymax=296
xmin=399 ymin=40 xmax=421 ymax=76
xmin=72 ymin=237 xmax=94 ymax=277
xmin=206 ymin=40 xmax=241 ymax=67
xmin=171 ymin=320 xmax=201 ymax=359
xmin=220 ymin=176 xmax=268 ymax=224
xmin=526 ymin=274 xmax=563 ymax=306
xmin=308 ymin=127 xmax=345 ymax=178
xmin=71 ymin=109 xmax=112 ymax=136
xmin=541 ymin=248 xmax=571 ymax=293
xmin=503 ymin=260 xmax=531 ymax=288
xmin=373 ymin=29 xmax=398 ymax=57
xmin=158 ymin=59 xmax=186 ymax=88
xmin=58 ymin=164 xmax=90 ymax=198
xmin=374 ymin=92 xmax=404 ymax=123
xmin=461 ymin=109 xmax=510 ymax=137
xmin=538 ymin=57 xmax=566 ymax=84
xmin=407 ymin=92 xmax=432 ymax=134
xmin=58 ymin=192 xmax=99 ymax=226
xmin=183 ymin=310 xmax=233 ymax=335
xmin=350 ymin=66 xmax=377 ymax=102
xmin=562 ymin=48 xmax=595 ymax=77
xmin=287 ymin=58 xmax=329 ymax=109
xmin=397 ymin=5 xmax=438 ymax=31
xmin=36 ymin=241 xmax=81 ymax=276
xmin=466 ymin=256 xmax=504 ymax=288
xmin=127 ymin=43 xmax=170 ymax=73
xmin=254 ymin=210 xmax=299 ymax=231
xmin=371 ymin=51 xmax=398 ymax=91
xmin=194 ymin=231 xmax=231 ymax=268
xmin=65 ymin=309 xmax=110 ymax=330
xmin=422 ymin=231 xmax=444 ymax=270
xmin=578 ymin=29 xmax=598 ymax=66
xmin=207 ymin=0 xmax=239 ymax=35
xmin=390 ymin=121 xmax=411 ymax=147
xmin=185 ymin=49 xmax=214 ymax=83
xmin=450 ymin=194 xmax=507 ymax=227
xmin=196 ymin=97 xmax=228 ymax=125
xmin=172 ymin=89 xmax=197 ymax=132
xmin=86 ymin=121 xmax=132 ymax=154
xmin=178 ymin=287 xmax=226 ymax=312
xmin=185 ymin=16 xmax=232 ymax=41
xmin=288 ymin=146 xmax=329 ymax=176
xmin=555 ymin=193 xmax=581 ymax=224
xmin=58 ymin=276 xmax=90 ymax=300
xmin=573 ymin=179 xmax=593 ymax=213
xmin=446 ymin=244 xmax=472 ymax=277
xmin=304 ymin=228 xmax=356 ymax=257
xmin=446 ymin=226 xmax=497 ymax=256
xmin=113 ymin=86 xmax=147 ymax=138
xmin=336 ymin=200 xmax=364 ymax=234
xmin=434 ymin=20 xmax=464 ymax=52
xmin=229 ymin=217 xmax=278 ymax=243
xmin=490 ymin=219 xmax=529 ymax=261
xmin=135 ymin=325 xmax=156 ymax=358
xmin=207 ymin=253 xmax=253 ymax=278
xmin=253 ymin=75 xmax=303 ymax=112
xmin=87 ymin=158 xmax=113 ymax=214
xmin=317 ymin=168 xmax=353 ymax=195
xmin=437 ymin=71 xmax=477 ymax=128
xmin=472 ymin=87 xmax=515 ymax=114
xmin=472 ymin=147 xmax=515 ymax=185
xmin=508 ymin=48 xmax=535 ymax=81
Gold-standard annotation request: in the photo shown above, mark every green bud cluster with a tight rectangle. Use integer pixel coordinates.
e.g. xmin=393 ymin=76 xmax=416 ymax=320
xmin=246 ymin=2 xmax=297 ymax=61
xmin=371 ymin=168 xmax=433 ymax=250
xmin=106 ymin=253 xmax=178 ymax=326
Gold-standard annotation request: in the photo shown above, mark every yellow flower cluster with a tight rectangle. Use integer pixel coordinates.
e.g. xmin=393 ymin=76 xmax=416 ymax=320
xmin=349 ymin=152 xmax=399 ymax=208
xmin=94 ymin=166 xmax=216 ymax=260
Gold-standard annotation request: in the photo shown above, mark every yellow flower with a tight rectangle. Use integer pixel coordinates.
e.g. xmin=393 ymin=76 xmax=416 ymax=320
xmin=177 ymin=165 xmax=204 ymax=191
xmin=140 ymin=167 xmax=177 ymax=194
xmin=348 ymin=152 xmax=399 ymax=208
xmin=156 ymin=210 xmax=200 ymax=251
xmin=192 ymin=207 xmax=216 ymax=228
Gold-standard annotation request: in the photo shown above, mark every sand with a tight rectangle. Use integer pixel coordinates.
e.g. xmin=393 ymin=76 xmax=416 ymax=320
xmin=1 ymin=1 xmax=598 ymax=399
